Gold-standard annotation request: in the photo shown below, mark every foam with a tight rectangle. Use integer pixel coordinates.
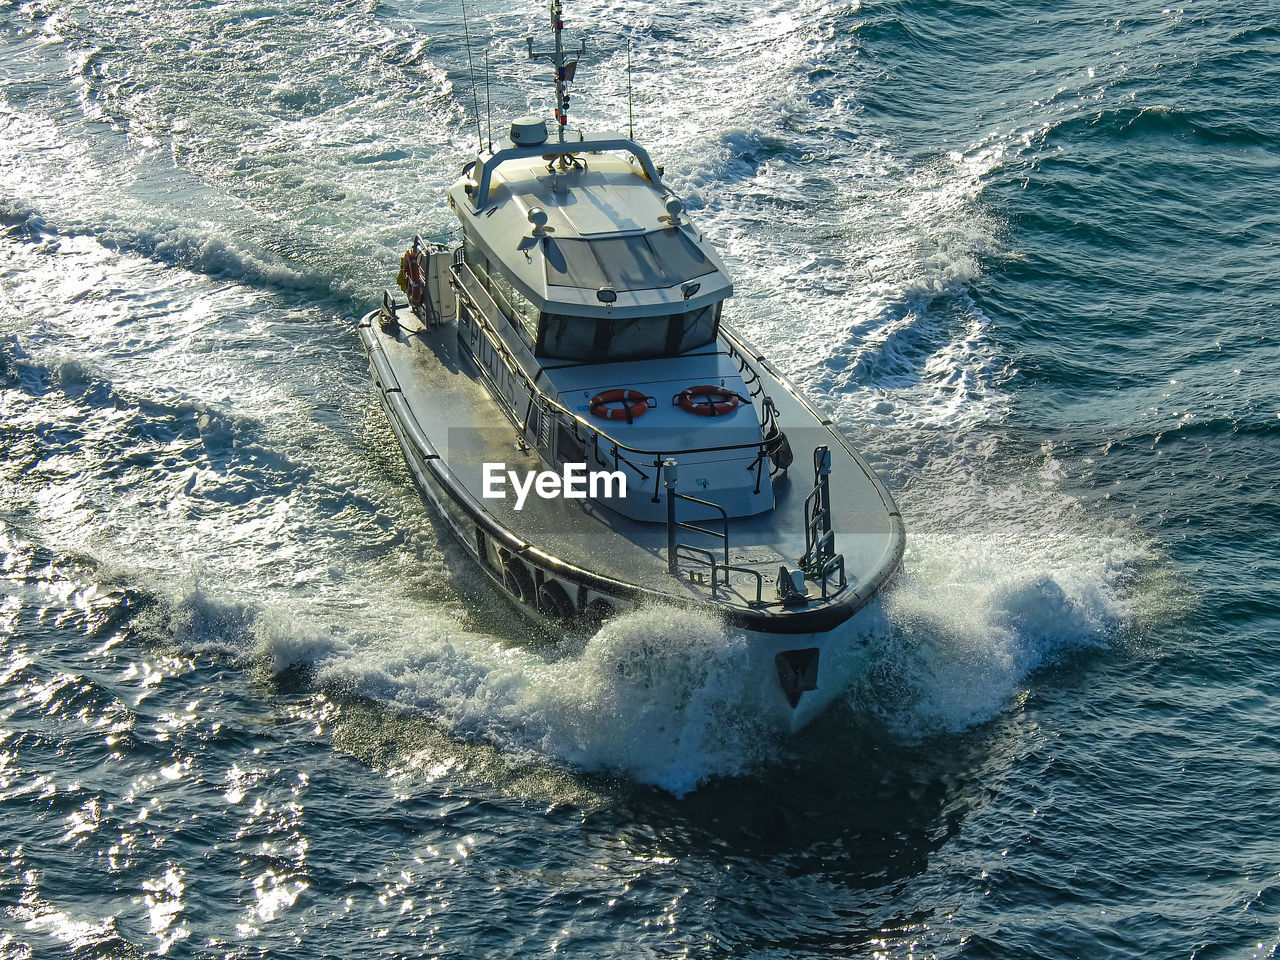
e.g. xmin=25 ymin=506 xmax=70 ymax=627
xmin=522 ymin=606 xmax=776 ymax=793
xmin=1 ymin=87 xmax=367 ymax=300
xmin=304 ymin=603 xmax=775 ymax=796
xmin=120 ymin=563 xmax=776 ymax=795
xmin=99 ymin=226 xmax=313 ymax=291
xmin=122 ymin=434 xmax=1159 ymax=793
xmin=862 ymin=472 xmax=1149 ymax=740
xmin=147 ymin=567 xmax=260 ymax=658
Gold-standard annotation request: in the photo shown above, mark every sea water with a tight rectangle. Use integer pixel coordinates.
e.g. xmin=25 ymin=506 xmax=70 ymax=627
xmin=2 ymin=0 xmax=1278 ymax=955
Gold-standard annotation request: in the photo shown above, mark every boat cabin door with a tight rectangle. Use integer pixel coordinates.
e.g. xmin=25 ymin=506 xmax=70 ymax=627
xmin=427 ymin=250 xmax=457 ymax=325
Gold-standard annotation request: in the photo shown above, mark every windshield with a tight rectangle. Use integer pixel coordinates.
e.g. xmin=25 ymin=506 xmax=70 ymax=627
xmin=538 ymin=303 xmax=721 ymax=362
xmin=543 ymin=231 xmax=718 ymax=290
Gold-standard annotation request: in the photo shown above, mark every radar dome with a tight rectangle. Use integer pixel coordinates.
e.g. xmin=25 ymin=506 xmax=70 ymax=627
xmin=510 ymin=117 xmax=549 ymax=146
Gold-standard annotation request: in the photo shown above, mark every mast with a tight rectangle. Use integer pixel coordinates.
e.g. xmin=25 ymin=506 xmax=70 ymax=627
xmin=526 ymin=0 xmax=584 ymax=173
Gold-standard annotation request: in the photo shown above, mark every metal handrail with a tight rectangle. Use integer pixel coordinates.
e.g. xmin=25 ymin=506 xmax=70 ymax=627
xmin=468 ymin=135 xmax=664 ymax=210
xmin=722 ymin=563 xmax=765 ymax=605
xmin=726 ymin=340 xmax=764 ymax=398
xmin=673 ymin=543 xmax=719 ymax=584
xmin=816 ymin=553 xmax=847 ymax=600
xmin=671 ymin=544 xmax=765 ymax=605
xmin=669 ymin=491 xmax=730 ymax=568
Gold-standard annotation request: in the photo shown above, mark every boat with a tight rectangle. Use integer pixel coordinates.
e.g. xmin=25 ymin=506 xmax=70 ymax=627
xmin=357 ymin=0 xmax=905 ymax=731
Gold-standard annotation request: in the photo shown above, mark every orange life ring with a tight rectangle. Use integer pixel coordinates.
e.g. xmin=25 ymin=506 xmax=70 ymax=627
xmin=674 ymin=385 xmax=741 ymax=417
xmin=400 ymin=249 xmax=426 ymax=307
xmin=589 ymin=389 xmax=651 ymax=422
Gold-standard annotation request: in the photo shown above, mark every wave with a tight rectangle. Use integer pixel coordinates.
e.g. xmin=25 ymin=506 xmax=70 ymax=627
xmin=136 ymin=572 xmax=778 ymax=796
xmin=98 ymin=225 xmax=314 ymax=292
xmin=816 ymin=300 xmax=1009 ymax=448
xmin=4 ymin=333 xmax=244 ymax=436
xmin=0 ymin=528 xmax=146 ymax=733
xmin=2 ymin=199 xmax=318 ymax=294
xmin=4 ymin=460 xmax=1153 ymax=798
xmin=1227 ymin=24 xmax=1280 ymax=45
xmin=862 ymin=476 xmax=1158 ymax=739
xmin=1035 ymin=105 xmax=1275 ymax=151
xmin=118 ymin=436 xmax=1160 ymax=794
xmin=0 ymin=332 xmax=342 ymax=563
xmin=1105 ymin=415 xmax=1280 ymax=448
xmin=847 ymin=8 xmax=964 ymax=55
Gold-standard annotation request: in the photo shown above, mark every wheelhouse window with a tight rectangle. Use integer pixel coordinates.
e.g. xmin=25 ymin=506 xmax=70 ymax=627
xmin=463 ymin=234 xmax=537 ymax=347
xmin=540 ymin=313 xmax=599 ymax=361
xmin=603 ymin=315 xmax=671 ymax=361
xmin=463 ymin=234 xmax=489 ymax=282
xmin=673 ymin=303 xmax=718 ymax=353
xmin=543 ymin=231 xmax=718 ymax=290
xmin=488 ymin=270 xmax=539 ymax=347
xmin=537 ymin=303 xmax=722 ymax=362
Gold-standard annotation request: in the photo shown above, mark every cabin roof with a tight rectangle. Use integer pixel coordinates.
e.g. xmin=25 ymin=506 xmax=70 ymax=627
xmin=447 ymin=129 xmax=733 ymax=317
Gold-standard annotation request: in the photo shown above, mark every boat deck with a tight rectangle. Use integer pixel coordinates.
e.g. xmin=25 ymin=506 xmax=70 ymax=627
xmin=365 ymin=313 xmax=902 ymax=615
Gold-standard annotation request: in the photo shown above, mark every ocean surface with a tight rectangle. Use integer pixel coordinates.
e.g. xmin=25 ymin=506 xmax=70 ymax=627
xmin=2 ymin=0 xmax=1278 ymax=954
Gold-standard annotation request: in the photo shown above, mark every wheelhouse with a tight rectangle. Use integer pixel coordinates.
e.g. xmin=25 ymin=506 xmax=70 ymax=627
xmin=460 ymin=230 xmax=724 ymax=363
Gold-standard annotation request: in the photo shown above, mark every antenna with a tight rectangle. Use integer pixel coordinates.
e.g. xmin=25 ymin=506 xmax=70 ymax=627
xmin=627 ymin=39 xmax=634 ymax=140
xmin=461 ymin=0 xmax=483 ymax=152
xmin=484 ymin=47 xmax=493 ymax=150
xmin=527 ymin=0 xmax=585 ymax=169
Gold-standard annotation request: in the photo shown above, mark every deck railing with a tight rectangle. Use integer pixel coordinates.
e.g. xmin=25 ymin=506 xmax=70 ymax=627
xmin=663 ymin=459 xmax=765 ymax=605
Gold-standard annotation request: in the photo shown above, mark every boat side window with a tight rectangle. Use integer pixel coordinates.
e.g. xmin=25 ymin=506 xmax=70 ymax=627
xmin=487 ymin=270 xmax=539 ymax=347
xmin=463 ymin=235 xmax=490 ymax=286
